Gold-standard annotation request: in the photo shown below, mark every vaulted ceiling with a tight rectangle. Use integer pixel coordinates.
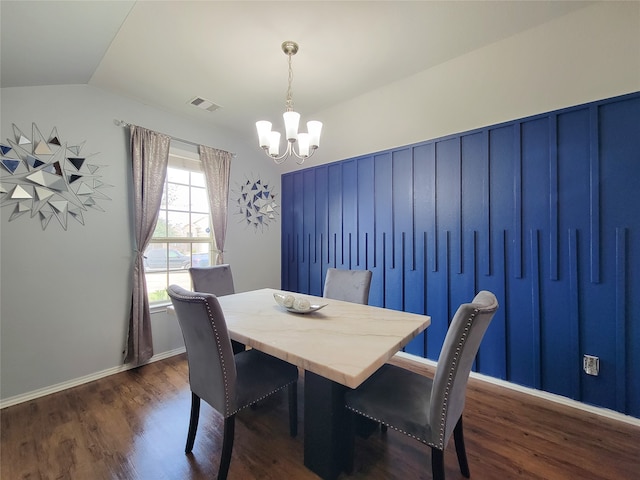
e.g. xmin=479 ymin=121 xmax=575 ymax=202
xmin=1 ymin=1 xmax=593 ymax=140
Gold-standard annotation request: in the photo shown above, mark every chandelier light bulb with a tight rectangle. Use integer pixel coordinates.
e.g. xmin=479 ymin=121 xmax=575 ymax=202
xmin=256 ymin=121 xmax=272 ymax=149
xmin=283 ymin=111 xmax=300 ymax=142
xmin=268 ymin=131 xmax=281 ymax=157
xmin=297 ymin=133 xmax=310 ymax=157
xmin=307 ymin=121 xmax=322 ymax=148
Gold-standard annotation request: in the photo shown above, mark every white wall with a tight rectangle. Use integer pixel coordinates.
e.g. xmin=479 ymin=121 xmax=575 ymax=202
xmin=0 ymin=84 xmax=281 ymax=403
xmin=1 ymin=1 xmax=638 ymax=404
xmin=295 ymin=2 xmax=640 ymax=172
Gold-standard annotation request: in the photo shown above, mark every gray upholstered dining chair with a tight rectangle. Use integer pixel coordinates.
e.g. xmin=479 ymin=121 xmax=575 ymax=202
xmin=189 ymin=264 xmax=235 ymax=297
xmin=323 ymin=268 xmax=373 ymax=304
xmin=167 ymin=285 xmax=298 ymax=480
xmin=189 ymin=264 xmax=244 ymax=354
xmin=344 ymin=290 xmax=499 ymax=480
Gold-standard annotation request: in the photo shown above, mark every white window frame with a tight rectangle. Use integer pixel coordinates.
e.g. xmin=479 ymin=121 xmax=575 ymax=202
xmin=145 ymin=146 xmax=215 ymax=305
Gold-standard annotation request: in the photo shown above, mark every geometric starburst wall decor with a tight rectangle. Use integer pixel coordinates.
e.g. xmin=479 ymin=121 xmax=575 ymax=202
xmin=0 ymin=123 xmax=111 ymax=230
xmin=232 ymin=173 xmax=279 ymax=232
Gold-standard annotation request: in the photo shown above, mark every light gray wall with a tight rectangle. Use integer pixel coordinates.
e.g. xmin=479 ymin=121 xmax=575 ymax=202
xmin=1 ymin=1 xmax=638 ymax=404
xmin=0 ymin=84 xmax=281 ymax=402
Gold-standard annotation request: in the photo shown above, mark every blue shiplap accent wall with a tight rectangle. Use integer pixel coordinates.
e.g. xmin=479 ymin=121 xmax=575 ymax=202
xmin=281 ymin=92 xmax=640 ymax=417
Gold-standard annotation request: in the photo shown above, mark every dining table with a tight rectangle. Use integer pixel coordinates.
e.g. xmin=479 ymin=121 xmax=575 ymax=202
xmin=210 ymin=287 xmax=431 ymax=480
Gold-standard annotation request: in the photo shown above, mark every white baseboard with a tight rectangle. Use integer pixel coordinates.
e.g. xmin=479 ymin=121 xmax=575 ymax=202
xmin=0 ymin=347 xmax=186 ymax=410
xmin=394 ymin=351 xmax=640 ymax=427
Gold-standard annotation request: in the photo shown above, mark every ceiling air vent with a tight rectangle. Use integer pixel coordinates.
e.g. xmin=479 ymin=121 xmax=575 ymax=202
xmin=188 ymin=96 xmax=221 ymax=112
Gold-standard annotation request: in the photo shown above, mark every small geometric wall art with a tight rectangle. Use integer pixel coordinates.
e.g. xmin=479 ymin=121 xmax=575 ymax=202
xmin=0 ymin=123 xmax=111 ymax=230
xmin=232 ymin=174 xmax=279 ymax=232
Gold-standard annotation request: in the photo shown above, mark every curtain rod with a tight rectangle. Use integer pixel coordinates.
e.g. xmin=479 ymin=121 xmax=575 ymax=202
xmin=114 ymin=119 xmax=236 ymax=157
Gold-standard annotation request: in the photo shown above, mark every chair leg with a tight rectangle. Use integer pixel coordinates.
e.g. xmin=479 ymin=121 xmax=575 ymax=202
xmin=185 ymin=392 xmax=201 ymax=453
xmin=431 ymin=447 xmax=445 ymax=480
xmin=218 ymin=416 xmax=235 ymax=480
xmin=288 ymin=382 xmax=298 ymax=437
xmin=453 ymin=417 xmax=470 ymax=478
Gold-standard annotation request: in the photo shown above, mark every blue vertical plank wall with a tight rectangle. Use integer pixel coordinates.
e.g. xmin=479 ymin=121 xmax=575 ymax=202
xmin=281 ymin=92 xmax=640 ymax=417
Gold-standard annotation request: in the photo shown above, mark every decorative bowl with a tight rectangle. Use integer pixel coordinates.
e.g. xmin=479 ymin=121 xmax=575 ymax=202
xmin=273 ymin=292 xmax=327 ymax=314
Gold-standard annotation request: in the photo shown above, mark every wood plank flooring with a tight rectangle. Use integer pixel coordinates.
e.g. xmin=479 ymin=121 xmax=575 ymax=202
xmin=2 ymin=353 xmax=638 ymax=479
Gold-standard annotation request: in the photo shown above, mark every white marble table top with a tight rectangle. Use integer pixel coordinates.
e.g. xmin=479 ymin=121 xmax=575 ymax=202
xmin=214 ymin=288 xmax=430 ymax=389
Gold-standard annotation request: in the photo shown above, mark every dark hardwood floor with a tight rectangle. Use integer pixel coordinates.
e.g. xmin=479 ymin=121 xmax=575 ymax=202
xmin=2 ymin=353 xmax=638 ymax=479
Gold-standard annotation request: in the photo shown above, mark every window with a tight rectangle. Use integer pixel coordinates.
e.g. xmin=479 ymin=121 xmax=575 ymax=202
xmin=145 ymin=150 xmax=214 ymax=304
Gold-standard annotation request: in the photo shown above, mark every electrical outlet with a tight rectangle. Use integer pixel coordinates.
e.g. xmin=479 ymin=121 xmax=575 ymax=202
xmin=583 ymin=354 xmax=599 ymax=376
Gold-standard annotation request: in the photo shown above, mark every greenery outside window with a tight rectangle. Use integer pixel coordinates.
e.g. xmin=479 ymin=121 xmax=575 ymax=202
xmin=145 ymin=151 xmax=214 ymax=304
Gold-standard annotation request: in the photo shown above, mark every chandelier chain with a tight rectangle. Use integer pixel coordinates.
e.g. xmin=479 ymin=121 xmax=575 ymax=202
xmin=285 ymin=52 xmax=294 ymax=111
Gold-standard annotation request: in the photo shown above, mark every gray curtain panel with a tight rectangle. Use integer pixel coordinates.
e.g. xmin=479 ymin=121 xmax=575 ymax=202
xmin=199 ymin=145 xmax=232 ymax=265
xmin=125 ymin=125 xmax=170 ymax=366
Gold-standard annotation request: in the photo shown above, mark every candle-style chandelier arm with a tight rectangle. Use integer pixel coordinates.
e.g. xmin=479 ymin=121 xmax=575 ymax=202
xmin=256 ymin=41 xmax=322 ymax=165
xmin=261 ymin=142 xmax=318 ymax=165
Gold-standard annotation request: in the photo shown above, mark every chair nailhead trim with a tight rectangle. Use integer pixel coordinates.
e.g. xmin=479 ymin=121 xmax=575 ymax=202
xmin=436 ymin=308 xmax=478 ymax=449
xmin=345 ymin=309 xmax=480 ymax=449
xmin=344 ymin=406 xmax=439 ymax=449
xmin=228 ymin=381 xmax=296 ymax=417
xmin=171 ymin=290 xmax=232 ymax=416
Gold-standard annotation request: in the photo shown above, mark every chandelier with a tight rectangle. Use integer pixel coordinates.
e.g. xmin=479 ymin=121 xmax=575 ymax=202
xmin=256 ymin=41 xmax=322 ymax=165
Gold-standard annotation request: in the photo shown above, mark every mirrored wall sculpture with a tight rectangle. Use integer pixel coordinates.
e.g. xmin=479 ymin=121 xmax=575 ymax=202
xmin=232 ymin=174 xmax=279 ymax=231
xmin=0 ymin=123 xmax=111 ymax=230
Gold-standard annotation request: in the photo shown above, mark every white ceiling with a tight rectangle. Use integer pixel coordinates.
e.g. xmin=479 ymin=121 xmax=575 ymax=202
xmin=1 ymin=1 xmax=593 ymax=139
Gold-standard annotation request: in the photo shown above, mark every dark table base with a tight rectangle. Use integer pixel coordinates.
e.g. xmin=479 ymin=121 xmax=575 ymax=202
xmin=303 ymin=371 xmax=349 ymax=480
